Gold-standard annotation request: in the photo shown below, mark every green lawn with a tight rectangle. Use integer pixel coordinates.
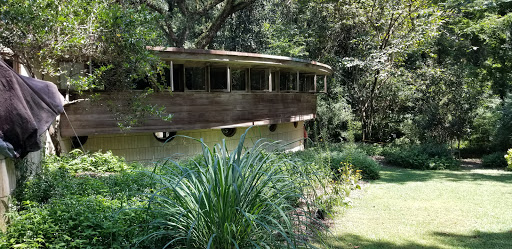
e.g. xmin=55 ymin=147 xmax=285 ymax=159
xmin=323 ymin=166 xmax=512 ymax=249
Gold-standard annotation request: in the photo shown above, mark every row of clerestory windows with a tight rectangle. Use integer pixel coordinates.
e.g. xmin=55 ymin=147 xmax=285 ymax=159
xmin=55 ymin=61 xmax=327 ymax=93
xmin=155 ymin=62 xmax=325 ymax=93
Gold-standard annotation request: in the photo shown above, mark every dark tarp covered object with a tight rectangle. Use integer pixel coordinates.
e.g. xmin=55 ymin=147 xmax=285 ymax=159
xmin=0 ymin=59 xmax=64 ymax=158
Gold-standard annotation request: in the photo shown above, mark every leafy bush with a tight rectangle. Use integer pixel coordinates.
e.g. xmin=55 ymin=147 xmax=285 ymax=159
xmin=285 ymin=146 xmax=332 ymax=178
xmin=286 ymin=145 xmax=368 ymax=214
xmin=459 ymin=145 xmax=491 ymax=159
xmin=138 ymin=129 xmax=320 ymax=248
xmin=316 ymin=162 xmax=362 ymax=211
xmin=354 ymin=143 xmax=384 ymax=156
xmin=44 ymin=150 xmax=132 ymax=173
xmin=493 ymin=95 xmax=512 ymax=151
xmin=3 ymin=196 xmax=152 ymax=248
xmin=506 ymin=149 xmax=512 ymax=171
xmin=1 ymin=151 xmax=154 ymax=248
xmin=482 ymin=152 xmax=508 ymax=168
xmin=326 ymin=150 xmax=381 ymax=180
xmin=382 ymin=144 xmax=459 ymax=170
xmin=288 ymin=144 xmax=380 ymax=180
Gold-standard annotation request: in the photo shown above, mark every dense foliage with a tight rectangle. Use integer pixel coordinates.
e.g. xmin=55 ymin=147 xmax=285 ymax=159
xmin=1 ymin=153 xmax=154 ymax=248
xmin=0 ymin=0 xmax=164 ymax=90
xmin=1 ymin=134 xmax=368 ymax=248
xmin=382 ymin=144 xmax=460 ymax=170
xmin=290 ymin=144 xmax=380 ymax=181
xmin=44 ymin=150 xmax=132 ymax=173
xmin=481 ymin=152 xmax=508 ymax=168
xmin=208 ymin=0 xmax=512 ymax=156
xmin=326 ymin=150 xmax=381 ymax=180
xmin=137 ymin=0 xmax=257 ymax=49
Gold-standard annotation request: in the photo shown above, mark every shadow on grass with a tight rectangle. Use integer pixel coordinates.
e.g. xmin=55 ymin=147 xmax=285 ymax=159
xmin=376 ymin=166 xmax=512 ymax=185
xmin=323 ymin=230 xmax=512 ymax=249
xmin=322 ymin=233 xmax=440 ymax=249
xmin=432 ymin=230 xmax=512 ymax=249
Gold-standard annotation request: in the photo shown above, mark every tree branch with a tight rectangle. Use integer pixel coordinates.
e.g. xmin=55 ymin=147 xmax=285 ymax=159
xmin=196 ymin=0 xmax=225 ymax=16
xmin=194 ymin=0 xmax=256 ymax=49
xmin=138 ymin=0 xmax=179 ymax=46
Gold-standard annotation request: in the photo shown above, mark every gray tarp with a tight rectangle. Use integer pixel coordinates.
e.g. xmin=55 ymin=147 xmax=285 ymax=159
xmin=0 ymin=138 xmax=15 ymax=158
xmin=0 ymin=59 xmax=64 ymax=158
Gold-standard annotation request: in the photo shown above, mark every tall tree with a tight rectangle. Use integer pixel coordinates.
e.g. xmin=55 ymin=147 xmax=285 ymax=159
xmin=332 ymin=0 xmax=444 ymax=141
xmin=137 ymin=0 xmax=258 ymax=48
xmin=0 ymin=0 xmax=164 ymax=90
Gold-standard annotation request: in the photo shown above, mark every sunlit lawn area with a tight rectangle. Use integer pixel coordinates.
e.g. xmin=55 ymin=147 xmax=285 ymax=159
xmin=323 ymin=166 xmax=512 ymax=249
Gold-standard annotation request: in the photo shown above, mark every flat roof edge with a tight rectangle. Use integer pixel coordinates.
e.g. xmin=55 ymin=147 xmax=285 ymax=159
xmin=147 ymin=46 xmax=333 ymax=74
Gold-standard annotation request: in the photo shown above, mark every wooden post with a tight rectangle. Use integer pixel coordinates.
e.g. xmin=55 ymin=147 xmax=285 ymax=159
xmin=296 ymin=71 xmax=300 ymax=92
xmin=247 ymin=68 xmax=251 ymax=92
xmin=313 ymin=74 xmax=317 ymax=92
xmin=227 ymin=66 xmax=231 ymax=92
xmin=268 ymin=69 xmax=272 ymax=92
xmin=324 ymin=75 xmax=327 ymax=93
xmin=275 ymin=71 xmax=280 ymax=93
xmin=206 ymin=66 xmax=211 ymax=92
xmin=183 ymin=66 xmax=188 ymax=92
xmin=170 ymin=61 xmax=174 ymax=91
xmin=0 ymin=157 xmax=15 ymax=232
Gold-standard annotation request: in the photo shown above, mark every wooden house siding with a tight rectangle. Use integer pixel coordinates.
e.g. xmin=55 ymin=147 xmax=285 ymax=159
xmin=60 ymin=92 xmax=316 ymax=137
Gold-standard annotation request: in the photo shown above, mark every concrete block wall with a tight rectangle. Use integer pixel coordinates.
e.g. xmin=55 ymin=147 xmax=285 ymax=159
xmin=63 ymin=122 xmax=305 ymax=163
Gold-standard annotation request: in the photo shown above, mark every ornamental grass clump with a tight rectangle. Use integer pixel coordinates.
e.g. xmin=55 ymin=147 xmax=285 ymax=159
xmin=139 ymin=128 xmax=318 ymax=248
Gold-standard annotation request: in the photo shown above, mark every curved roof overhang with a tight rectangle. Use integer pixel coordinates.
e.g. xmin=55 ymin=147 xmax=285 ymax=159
xmin=149 ymin=47 xmax=333 ymax=76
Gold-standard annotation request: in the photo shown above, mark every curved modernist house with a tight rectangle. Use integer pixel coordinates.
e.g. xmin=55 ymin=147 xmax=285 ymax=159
xmin=60 ymin=48 xmax=333 ymax=162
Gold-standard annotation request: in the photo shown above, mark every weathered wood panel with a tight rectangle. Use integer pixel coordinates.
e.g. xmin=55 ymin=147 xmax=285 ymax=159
xmin=60 ymin=92 xmax=317 ymax=136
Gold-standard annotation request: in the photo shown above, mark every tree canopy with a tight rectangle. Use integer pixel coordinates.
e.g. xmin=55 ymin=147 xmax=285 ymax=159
xmin=0 ymin=0 xmax=164 ymax=90
xmin=134 ymin=0 xmax=257 ymax=48
xmin=1 ymin=0 xmax=511 ymax=152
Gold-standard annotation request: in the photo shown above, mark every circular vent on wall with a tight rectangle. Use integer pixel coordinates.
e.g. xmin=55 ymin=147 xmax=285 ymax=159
xmin=154 ymin=132 xmax=177 ymax=143
xmin=269 ymin=124 xmax=277 ymax=132
xmin=71 ymin=136 xmax=88 ymax=149
xmin=221 ymin=128 xmax=237 ymax=137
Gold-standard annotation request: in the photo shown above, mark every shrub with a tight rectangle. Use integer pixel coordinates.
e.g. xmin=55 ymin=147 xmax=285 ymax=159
xmin=316 ymin=161 xmax=362 ymax=211
xmin=506 ymin=149 xmax=512 ymax=171
xmin=286 ymin=144 xmax=369 ymax=214
xmin=354 ymin=143 xmax=384 ymax=156
xmin=482 ymin=152 xmax=508 ymax=168
xmin=290 ymin=143 xmax=381 ymax=180
xmin=285 ymin=146 xmax=332 ymax=178
xmin=458 ymin=143 xmax=492 ymax=158
xmin=44 ymin=149 xmax=133 ymax=173
xmin=1 ymin=151 xmax=153 ymax=248
xmin=326 ymin=149 xmax=381 ymax=180
xmin=138 ymin=129 xmax=320 ymax=248
xmin=382 ymin=144 xmax=459 ymax=170
xmin=2 ymin=195 xmax=152 ymax=248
